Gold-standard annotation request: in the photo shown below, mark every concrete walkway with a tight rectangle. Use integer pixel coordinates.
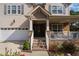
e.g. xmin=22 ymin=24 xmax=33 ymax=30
xmin=31 ymin=51 xmax=49 ymax=56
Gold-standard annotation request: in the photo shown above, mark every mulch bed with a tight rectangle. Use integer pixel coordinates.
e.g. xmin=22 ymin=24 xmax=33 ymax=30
xmin=48 ymin=51 xmax=79 ymax=56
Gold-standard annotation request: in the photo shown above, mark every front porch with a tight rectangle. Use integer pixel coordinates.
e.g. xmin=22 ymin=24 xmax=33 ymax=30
xmin=47 ymin=15 xmax=79 ymax=40
xmin=26 ymin=6 xmax=79 ymax=50
xmin=29 ymin=18 xmax=79 ymax=50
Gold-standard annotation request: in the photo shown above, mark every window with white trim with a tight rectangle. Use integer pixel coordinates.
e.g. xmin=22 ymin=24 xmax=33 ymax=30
xmin=50 ymin=5 xmax=64 ymax=14
xmin=4 ymin=4 xmax=24 ymax=15
xmin=8 ymin=5 xmax=10 ymax=14
xmin=12 ymin=5 xmax=16 ymax=14
xmin=18 ymin=5 xmax=21 ymax=14
xmin=50 ymin=24 xmax=63 ymax=32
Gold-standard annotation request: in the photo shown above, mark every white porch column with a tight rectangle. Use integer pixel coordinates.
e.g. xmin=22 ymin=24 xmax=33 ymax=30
xmin=29 ymin=19 xmax=33 ymax=50
xmin=46 ymin=20 xmax=49 ymax=50
xmin=29 ymin=20 xmax=33 ymax=31
xmin=46 ymin=20 xmax=49 ymax=31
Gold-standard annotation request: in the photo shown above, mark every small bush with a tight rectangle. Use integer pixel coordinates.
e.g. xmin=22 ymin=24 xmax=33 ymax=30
xmin=23 ymin=40 xmax=30 ymax=50
xmin=60 ymin=41 xmax=77 ymax=54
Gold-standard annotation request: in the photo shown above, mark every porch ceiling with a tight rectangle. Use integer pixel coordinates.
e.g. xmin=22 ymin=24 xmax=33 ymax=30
xmin=49 ymin=15 xmax=79 ymax=23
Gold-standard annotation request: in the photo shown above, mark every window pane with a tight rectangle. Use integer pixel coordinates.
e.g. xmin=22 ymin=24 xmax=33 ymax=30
xmin=8 ymin=10 xmax=10 ymax=14
xmin=52 ymin=6 xmax=57 ymax=10
xmin=12 ymin=10 xmax=16 ymax=14
xmin=51 ymin=6 xmax=57 ymax=14
xmin=58 ymin=24 xmax=63 ymax=32
xmin=52 ymin=24 xmax=58 ymax=32
xmin=18 ymin=5 xmax=21 ymax=14
xmin=53 ymin=24 xmax=57 ymax=30
xmin=18 ymin=10 xmax=20 ymax=14
xmin=8 ymin=5 xmax=10 ymax=9
xmin=58 ymin=10 xmax=62 ymax=14
xmin=12 ymin=5 xmax=16 ymax=14
xmin=58 ymin=6 xmax=62 ymax=10
xmin=12 ymin=5 xmax=16 ymax=10
xmin=18 ymin=6 xmax=20 ymax=9
xmin=8 ymin=5 xmax=10 ymax=14
xmin=52 ymin=10 xmax=57 ymax=14
xmin=58 ymin=6 xmax=63 ymax=14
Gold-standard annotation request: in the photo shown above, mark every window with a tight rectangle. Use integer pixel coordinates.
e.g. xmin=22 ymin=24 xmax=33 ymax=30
xmin=51 ymin=5 xmax=64 ymax=14
xmin=57 ymin=6 xmax=62 ymax=14
xmin=8 ymin=5 xmax=10 ymax=14
xmin=12 ymin=5 xmax=16 ymax=14
xmin=5 ymin=4 xmax=24 ymax=15
xmin=52 ymin=6 xmax=57 ymax=14
xmin=18 ymin=5 xmax=21 ymax=14
xmin=50 ymin=24 xmax=63 ymax=32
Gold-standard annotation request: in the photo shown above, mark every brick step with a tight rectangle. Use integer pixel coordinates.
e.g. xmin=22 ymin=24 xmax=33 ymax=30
xmin=33 ymin=39 xmax=46 ymax=42
xmin=33 ymin=42 xmax=46 ymax=49
xmin=32 ymin=46 xmax=46 ymax=49
xmin=33 ymin=45 xmax=46 ymax=48
xmin=32 ymin=38 xmax=46 ymax=50
xmin=33 ymin=43 xmax=46 ymax=46
xmin=32 ymin=47 xmax=46 ymax=49
xmin=33 ymin=41 xmax=46 ymax=44
xmin=32 ymin=48 xmax=47 ymax=51
xmin=33 ymin=44 xmax=46 ymax=47
xmin=33 ymin=42 xmax=46 ymax=46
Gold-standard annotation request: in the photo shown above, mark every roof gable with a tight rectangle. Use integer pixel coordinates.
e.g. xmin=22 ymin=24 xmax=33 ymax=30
xmin=31 ymin=6 xmax=50 ymax=16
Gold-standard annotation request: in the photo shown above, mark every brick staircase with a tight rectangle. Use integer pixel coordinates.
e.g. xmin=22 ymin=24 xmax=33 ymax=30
xmin=32 ymin=38 xmax=47 ymax=51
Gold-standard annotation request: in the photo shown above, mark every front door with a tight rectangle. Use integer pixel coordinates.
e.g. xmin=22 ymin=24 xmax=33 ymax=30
xmin=33 ymin=23 xmax=46 ymax=37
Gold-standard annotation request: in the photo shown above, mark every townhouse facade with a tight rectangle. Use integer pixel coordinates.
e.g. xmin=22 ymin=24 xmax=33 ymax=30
xmin=0 ymin=3 xmax=79 ymax=50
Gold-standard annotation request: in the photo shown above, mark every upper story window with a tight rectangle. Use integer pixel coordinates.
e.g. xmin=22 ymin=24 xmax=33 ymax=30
xmin=49 ymin=5 xmax=65 ymax=14
xmin=4 ymin=4 xmax=24 ymax=15
xmin=18 ymin=5 xmax=21 ymax=14
xmin=12 ymin=5 xmax=16 ymax=14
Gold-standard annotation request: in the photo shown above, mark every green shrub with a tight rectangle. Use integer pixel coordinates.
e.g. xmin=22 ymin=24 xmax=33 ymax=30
xmin=60 ymin=41 xmax=77 ymax=54
xmin=75 ymin=47 xmax=79 ymax=51
xmin=23 ymin=40 xmax=30 ymax=50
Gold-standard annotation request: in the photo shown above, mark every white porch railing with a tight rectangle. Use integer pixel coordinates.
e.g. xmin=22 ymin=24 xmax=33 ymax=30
xmin=49 ymin=31 xmax=79 ymax=40
xmin=68 ymin=32 xmax=79 ymax=39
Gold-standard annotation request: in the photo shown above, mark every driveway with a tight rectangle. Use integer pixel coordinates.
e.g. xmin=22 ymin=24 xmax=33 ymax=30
xmin=0 ymin=41 xmax=30 ymax=55
xmin=0 ymin=41 xmax=49 ymax=56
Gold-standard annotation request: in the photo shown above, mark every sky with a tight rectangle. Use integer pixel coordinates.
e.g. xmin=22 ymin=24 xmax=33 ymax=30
xmin=70 ymin=3 xmax=79 ymax=12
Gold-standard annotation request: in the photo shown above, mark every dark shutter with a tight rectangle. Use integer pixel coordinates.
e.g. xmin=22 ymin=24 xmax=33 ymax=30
xmin=4 ymin=4 xmax=6 ymax=15
xmin=21 ymin=4 xmax=24 ymax=14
